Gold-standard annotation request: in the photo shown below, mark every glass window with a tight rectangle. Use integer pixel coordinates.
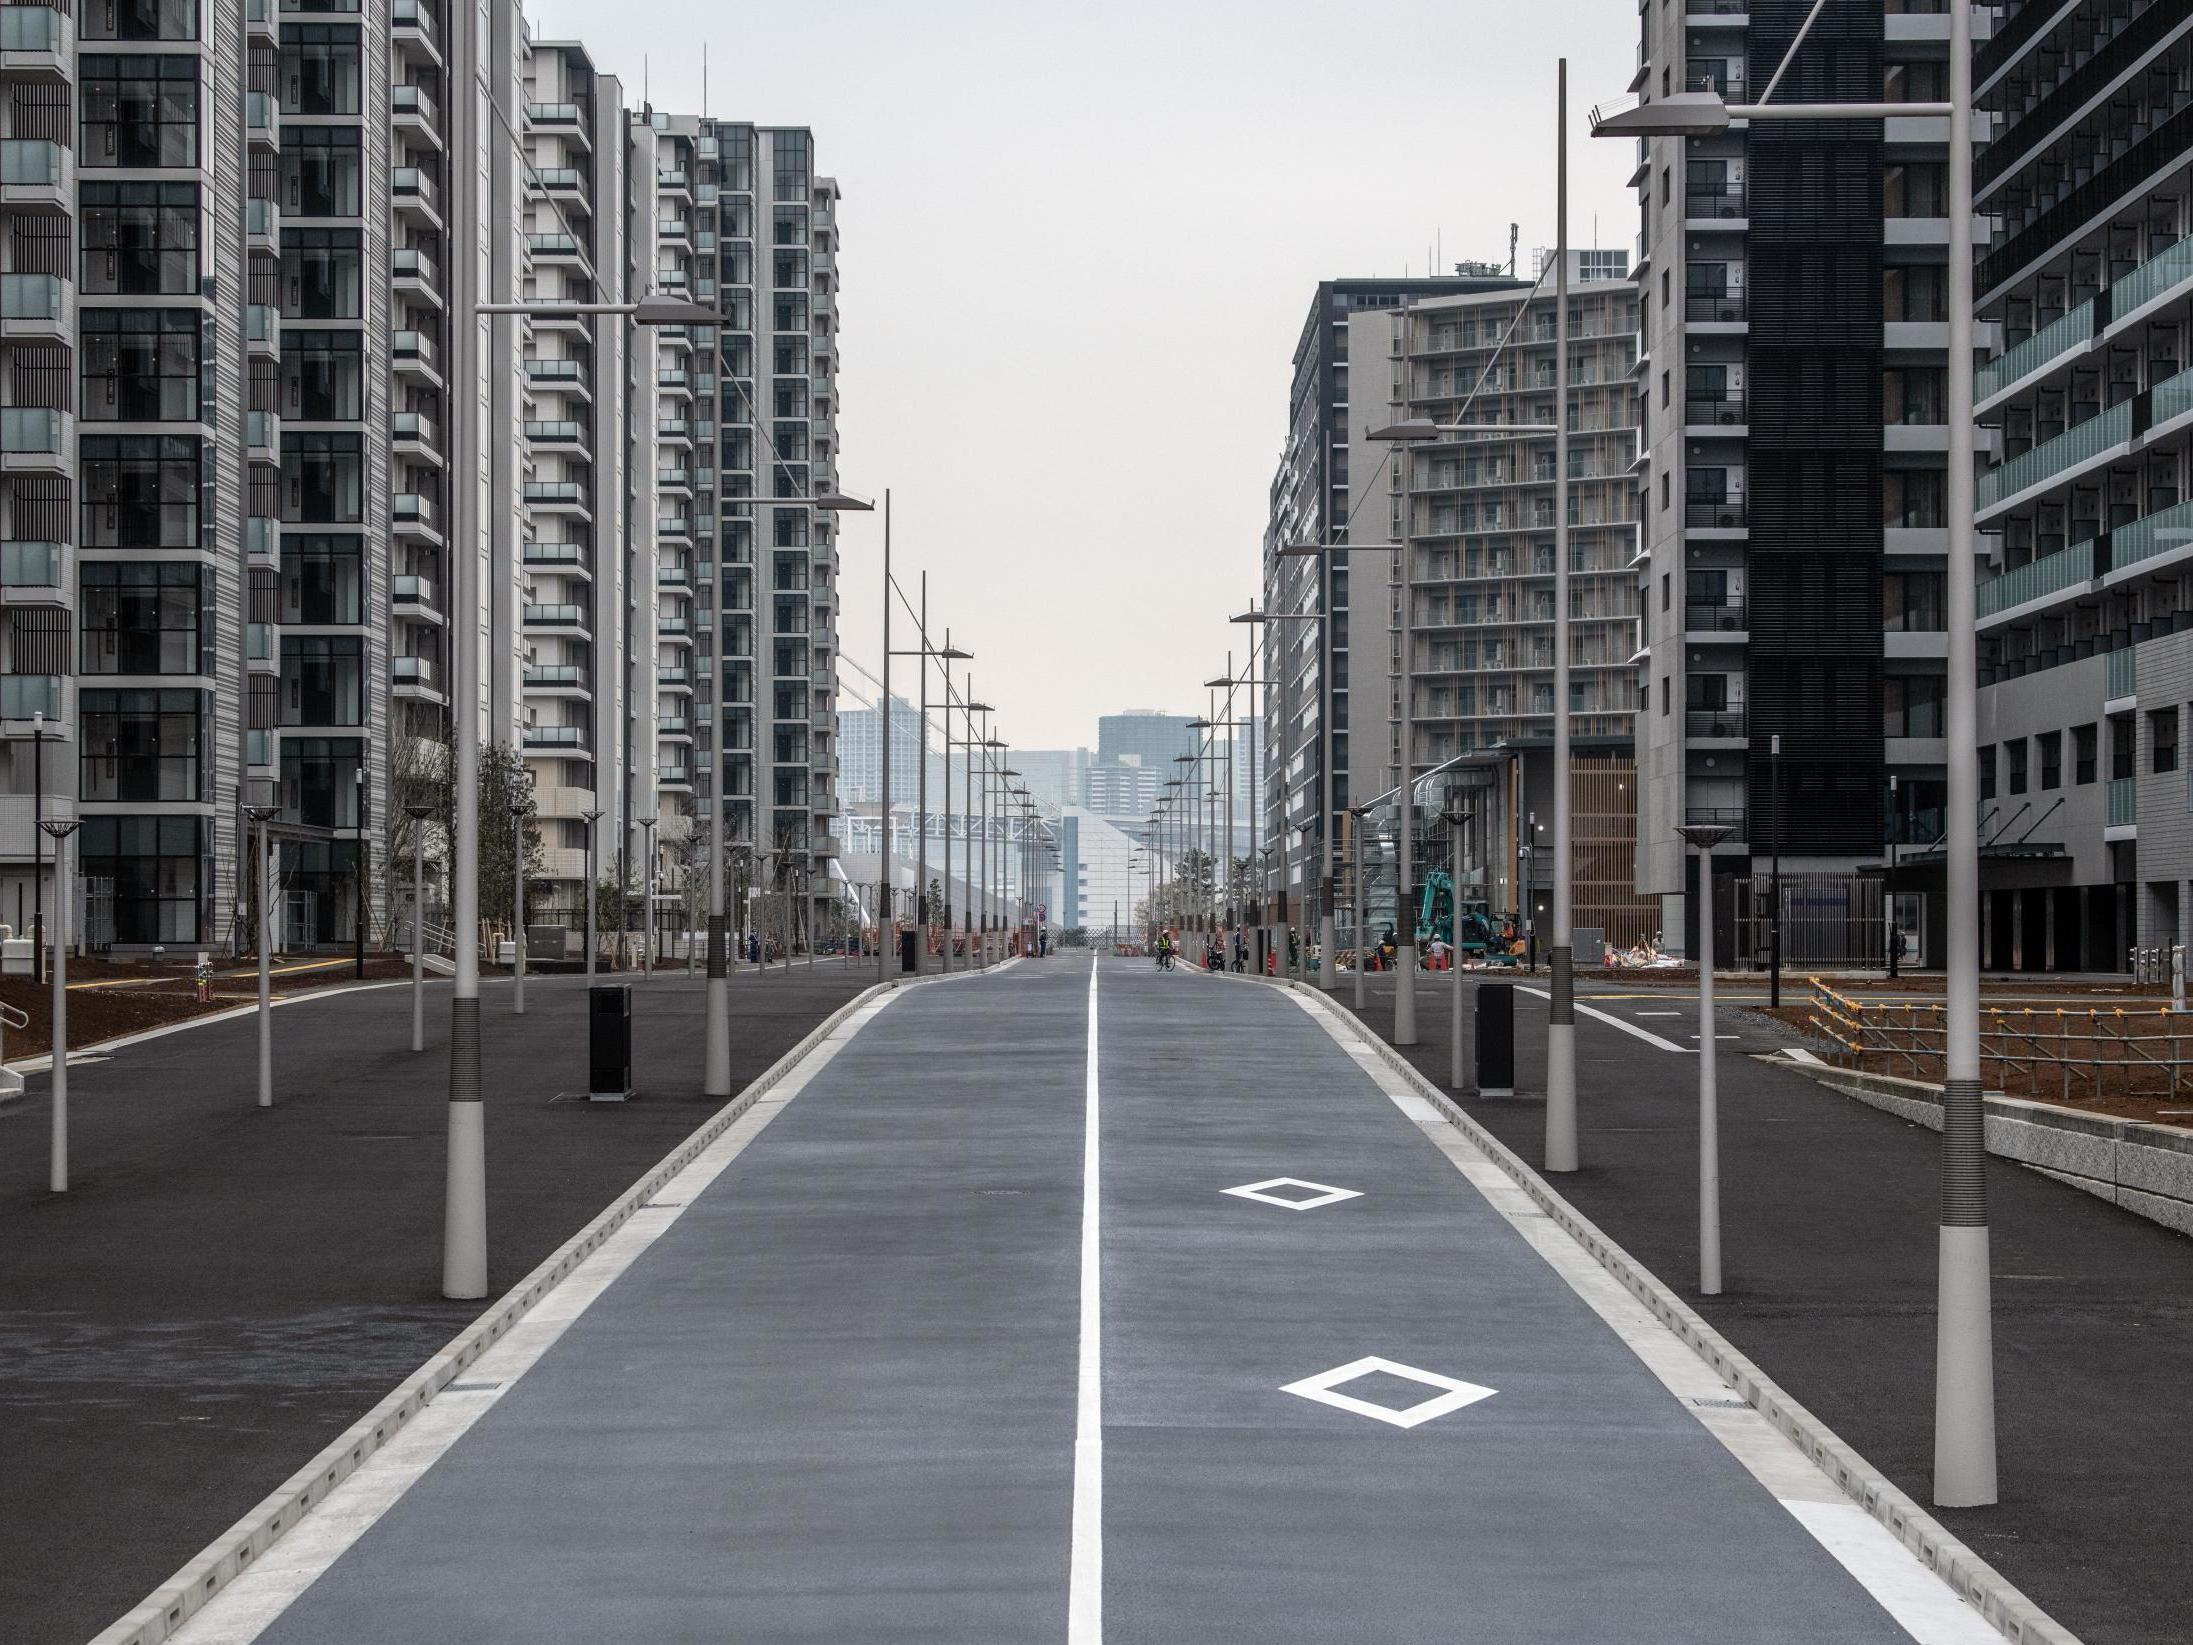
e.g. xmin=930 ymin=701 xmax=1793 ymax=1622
xmin=281 ymin=227 xmax=363 ymax=318
xmin=1885 ymin=162 xmax=1948 ymax=217
xmin=1885 ymin=469 xmax=1946 ymax=528
xmin=2038 ymin=730 xmax=2062 ymax=790
xmin=81 ymin=435 xmax=200 ymax=549
xmin=282 ymin=431 xmax=363 ymax=523
xmin=80 ymin=560 xmax=203 ymax=674
xmin=279 ymin=24 xmax=361 ymax=115
xmin=80 ymin=688 xmax=201 ymax=801
xmin=281 ymin=634 xmax=364 ymax=725
xmin=82 ymin=55 xmax=198 ymax=169
xmin=284 ymin=127 xmax=361 ymax=217
xmin=1882 ymin=570 xmax=1945 ymax=630
xmin=2074 ymin=722 xmax=2098 ymax=784
xmin=2006 ymin=735 xmax=2028 ymax=791
xmin=283 ymin=535 xmax=363 ymax=624
xmin=80 ymin=814 xmax=203 ymax=943
xmin=771 ymin=133 xmax=809 ymax=203
xmin=1883 ymin=367 xmax=1947 ymax=424
xmin=282 ymin=330 xmax=364 ymax=420
xmin=80 ymin=181 xmax=199 ymax=295
xmin=81 ymin=307 xmax=200 ymax=422
xmin=82 ymin=0 xmax=197 ymax=39
xmin=1884 ymin=263 xmax=1947 ymax=322
xmin=281 ymin=736 xmax=363 ymax=827
xmin=2152 ymin=708 xmax=2178 ymax=775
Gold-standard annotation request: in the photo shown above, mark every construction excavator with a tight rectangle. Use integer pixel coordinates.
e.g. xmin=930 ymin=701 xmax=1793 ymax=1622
xmin=1417 ymin=869 xmax=1511 ymax=964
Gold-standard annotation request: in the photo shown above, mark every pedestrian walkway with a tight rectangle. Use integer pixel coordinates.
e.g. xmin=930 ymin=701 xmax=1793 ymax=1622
xmin=161 ymin=957 xmax=2002 ymax=1644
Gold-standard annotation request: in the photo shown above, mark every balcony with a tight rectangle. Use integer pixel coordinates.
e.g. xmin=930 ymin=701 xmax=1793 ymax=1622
xmin=391 ymin=82 xmax=440 ymax=143
xmin=391 ymin=0 xmax=441 ymax=62
xmin=392 ymin=574 xmax=441 ymax=618
xmin=245 ymin=303 xmax=279 ymax=358
xmin=525 ymin=357 xmax=581 ymax=384
xmin=1977 ymin=398 xmax=2132 ymax=514
xmin=657 ymin=467 xmax=693 ymax=494
xmin=0 ymin=271 xmax=71 ymax=344
xmin=657 ymin=667 xmax=691 ymax=688
xmin=527 ymin=232 xmax=585 ymax=264
xmin=392 ymin=492 xmax=442 ymax=538
xmin=392 ymin=654 xmax=441 ymax=695
xmin=523 ymin=663 xmax=589 ymax=691
xmin=246 ymin=196 xmax=278 ymax=253
xmin=658 ymin=515 xmax=693 ymax=539
xmin=523 ymin=480 xmax=590 ymax=514
xmin=524 ymin=723 xmax=588 ymax=749
xmin=1 ymin=4 xmax=75 ymax=81
xmin=245 ymin=622 xmax=275 ymax=668
xmin=1684 ymin=805 xmax=1746 ymax=836
xmin=523 ymin=540 xmax=585 ymax=567
xmin=2107 ymin=776 xmax=2137 ymax=831
xmin=392 ymin=166 xmax=441 ymax=226
xmin=1976 ymin=300 xmax=2094 ymax=407
xmin=2106 ymin=646 xmax=2136 ymax=703
xmin=657 ymin=564 xmax=690 ymax=587
xmin=1685 ymin=498 xmax=1746 ymax=530
xmin=1685 ymin=396 xmax=1746 ymax=431
xmin=392 ymin=410 xmax=441 ymax=460
xmin=1686 ymin=708 xmax=1747 ymax=741
xmin=246 ymin=409 xmax=278 ymax=463
xmin=0 ymin=539 xmax=67 ymax=603
xmin=1976 ymin=541 xmax=2092 ymax=620
xmin=524 ymin=419 xmax=585 ymax=447
xmin=526 ymin=101 xmax=584 ymax=134
xmin=0 ymin=139 xmax=69 ymax=209
xmin=522 ymin=602 xmax=588 ymax=629
xmin=247 ymin=516 xmax=277 ymax=566
xmin=391 ymin=248 xmax=441 ymax=303
xmin=245 ymin=91 xmax=277 ymax=151
xmin=1684 ymin=597 xmax=1747 ymax=635
xmin=1684 ymin=186 xmax=1746 ymax=223
xmin=0 ymin=673 xmax=65 ymax=728
xmin=0 ymin=407 xmax=69 ymax=474
xmin=1685 ymin=291 xmax=1746 ymax=324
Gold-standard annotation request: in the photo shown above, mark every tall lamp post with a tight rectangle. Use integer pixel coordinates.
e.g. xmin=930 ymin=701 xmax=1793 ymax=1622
xmin=1677 ymin=821 xmax=1734 ymax=1295
xmin=510 ymin=801 xmax=530 ymax=1017
xmin=1444 ymin=798 xmax=1475 ymax=1090
xmin=1592 ymin=11 xmax=1993 ymax=1504
xmin=582 ymin=807 xmax=605 ymax=981
xmin=1770 ymin=731 xmax=1783 ymax=1007
xmin=406 ymin=801 xmax=435 ymax=1052
xmin=30 ymin=711 xmax=47 ymax=984
xmin=1231 ymin=604 xmax=1326 ymax=981
xmin=1886 ymin=773 xmax=1900 ymax=979
xmin=639 ymin=815 xmax=658 ymax=978
xmin=242 ymin=805 xmax=279 ymax=1110
xmin=40 ymin=815 xmax=77 ymax=1192
xmin=352 ymin=762 xmax=368 ymax=978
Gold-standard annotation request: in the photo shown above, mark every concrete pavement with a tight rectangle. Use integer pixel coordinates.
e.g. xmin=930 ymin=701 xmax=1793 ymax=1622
xmin=144 ymin=955 xmax=2003 ymax=1644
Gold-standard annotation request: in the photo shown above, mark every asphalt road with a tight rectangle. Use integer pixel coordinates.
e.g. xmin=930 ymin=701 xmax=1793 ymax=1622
xmin=160 ymin=956 xmax=1998 ymax=1644
xmin=1322 ymin=967 xmax=2193 ymax=1645
xmin=0 ymin=963 xmax=872 ymax=1645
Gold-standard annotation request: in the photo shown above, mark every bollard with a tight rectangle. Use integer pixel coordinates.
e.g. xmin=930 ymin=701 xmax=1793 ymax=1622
xmin=1475 ymin=981 xmax=1515 ymax=1097
xmin=2175 ymin=945 xmax=2185 ymax=1012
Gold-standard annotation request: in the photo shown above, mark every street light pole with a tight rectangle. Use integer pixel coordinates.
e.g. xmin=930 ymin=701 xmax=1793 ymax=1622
xmin=583 ymin=807 xmax=604 ymax=982
xmin=639 ymin=816 xmax=658 ymax=978
xmin=353 ymin=763 xmax=367 ymax=979
xmin=1886 ymin=774 xmax=1900 ymax=980
xmin=406 ymin=802 xmax=434 ymax=1052
xmin=1353 ymin=806 xmax=1368 ymax=1011
xmin=878 ymin=490 xmax=894 ymax=985
xmin=243 ymin=806 xmax=279 ymax=1110
xmin=1545 ymin=54 xmax=1579 ymax=1174
xmin=1770 ymin=731 xmax=1783 ymax=1008
xmin=1448 ymin=802 xmax=1474 ymax=1090
xmin=41 ymin=816 xmax=76 ymax=1192
xmin=1678 ymin=821 xmax=1734 ymax=1295
xmin=511 ymin=802 xmax=528 ymax=1017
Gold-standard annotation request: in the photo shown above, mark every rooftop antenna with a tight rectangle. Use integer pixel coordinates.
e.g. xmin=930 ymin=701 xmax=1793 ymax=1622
xmin=702 ymin=43 xmax=708 ymax=117
xmin=642 ymin=53 xmax=649 ymax=107
xmin=1508 ymin=223 xmax=1519 ymax=276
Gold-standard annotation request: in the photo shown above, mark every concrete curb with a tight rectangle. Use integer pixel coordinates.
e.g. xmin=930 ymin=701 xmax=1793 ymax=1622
xmin=88 ymin=962 xmax=995 ymax=1645
xmin=1779 ymin=1059 xmax=2193 ymax=1240
xmin=1203 ymin=967 xmax=2081 ymax=1645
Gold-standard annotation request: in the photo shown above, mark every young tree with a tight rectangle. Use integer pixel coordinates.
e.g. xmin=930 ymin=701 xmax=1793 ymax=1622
xmin=475 ymin=741 xmax=546 ymax=940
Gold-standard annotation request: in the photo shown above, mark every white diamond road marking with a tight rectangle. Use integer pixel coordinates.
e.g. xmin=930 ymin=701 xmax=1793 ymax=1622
xmin=1221 ymin=1177 xmax=1364 ymax=1211
xmin=1280 ymin=1356 xmax=1498 ymax=1429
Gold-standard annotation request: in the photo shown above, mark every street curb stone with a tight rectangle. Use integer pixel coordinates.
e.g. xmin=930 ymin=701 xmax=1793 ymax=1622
xmin=1202 ymin=965 xmax=2083 ymax=1645
xmin=86 ymin=964 xmax=987 ymax=1645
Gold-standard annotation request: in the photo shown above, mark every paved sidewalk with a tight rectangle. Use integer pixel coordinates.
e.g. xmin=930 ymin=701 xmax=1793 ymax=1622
xmin=157 ymin=957 xmax=2001 ymax=1643
xmin=1318 ymin=967 xmax=2193 ymax=1645
xmin=0 ymin=966 xmax=870 ymax=1645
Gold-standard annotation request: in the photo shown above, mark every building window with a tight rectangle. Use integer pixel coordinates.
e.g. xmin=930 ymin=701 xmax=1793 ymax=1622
xmin=283 ymin=535 xmax=363 ymax=624
xmin=1884 ymin=262 xmax=1946 ymax=322
xmin=2074 ymin=722 xmax=2097 ymax=784
xmin=1978 ymin=745 xmax=1995 ymax=800
xmin=81 ymin=435 xmax=199 ymax=548
xmin=283 ymin=330 xmax=364 ymax=419
xmin=2152 ymin=708 xmax=2178 ymax=774
xmin=1883 ymin=367 xmax=1947 ymax=424
xmin=281 ymin=227 xmax=363 ymax=318
xmin=80 ymin=181 xmax=198 ymax=295
xmin=79 ymin=815 xmax=202 ymax=943
xmin=770 ymin=133 xmax=810 ymax=203
xmin=82 ymin=0 xmax=198 ymax=39
xmin=79 ymin=687 xmax=201 ymax=801
xmin=2006 ymin=737 xmax=2028 ymax=793
xmin=279 ymin=23 xmax=361 ymax=116
xmin=281 ymin=634 xmax=364 ymax=725
xmin=1884 ymin=469 xmax=1946 ymax=529
xmin=82 ymin=54 xmax=199 ymax=168
xmin=1884 ymin=161 xmax=1948 ymax=217
xmin=1885 ymin=675 xmax=1945 ymax=738
xmin=284 ymin=126 xmax=362 ymax=216
xmin=1882 ymin=570 xmax=1945 ymax=631
xmin=280 ymin=736 xmax=362 ymax=828
xmin=2037 ymin=730 xmax=2061 ymax=790
xmin=282 ymin=431 xmax=364 ymax=523
xmin=81 ymin=561 xmax=202 ymax=674
xmin=81 ymin=307 xmax=200 ymax=422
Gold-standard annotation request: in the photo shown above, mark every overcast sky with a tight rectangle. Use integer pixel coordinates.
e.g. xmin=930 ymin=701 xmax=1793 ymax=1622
xmin=530 ymin=0 xmax=1636 ymax=751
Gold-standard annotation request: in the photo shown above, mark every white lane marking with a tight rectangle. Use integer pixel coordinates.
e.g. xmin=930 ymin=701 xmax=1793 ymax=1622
xmin=1635 ymin=1011 xmax=1681 ymax=1018
xmin=1278 ymin=987 xmax=2002 ymax=1645
xmin=1518 ymin=985 xmax=1692 ymax=1053
xmin=1069 ymin=956 xmax=1102 ymax=1644
xmin=1280 ymin=1355 xmax=1497 ymax=1429
xmin=166 ymin=994 xmax=905 ymax=1645
xmin=1222 ymin=1177 xmax=1363 ymax=1211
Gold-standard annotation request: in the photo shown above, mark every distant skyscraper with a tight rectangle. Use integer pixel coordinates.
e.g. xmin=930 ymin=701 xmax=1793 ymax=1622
xmin=1097 ymin=711 xmax=1197 ymax=772
xmin=838 ymin=696 xmax=928 ymax=805
xmin=1015 ymin=749 xmax=1091 ymax=813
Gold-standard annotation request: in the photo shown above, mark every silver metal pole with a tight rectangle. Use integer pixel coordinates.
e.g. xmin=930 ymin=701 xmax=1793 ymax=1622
xmin=703 ymin=549 xmax=730 ymax=1094
xmin=879 ymin=489 xmax=895 ymax=985
xmin=1354 ymin=813 xmax=1367 ymax=1011
xmin=1935 ymin=0 xmax=1997 ymax=1508
xmin=1318 ymin=557 xmax=1338 ymax=989
xmin=258 ymin=820 xmax=273 ymax=1108
xmin=1451 ymin=811 xmax=1468 ymax=1090
xmin=584 ymin=810 xmax=600 ymax=981
xmin=916 ymin=574 xmax=929 ymax=974
xmin=641 ymin=819 xmax=656 ymax=979
xmin=411 ymin=822 xmax=425 ymax=1052
xmin=1545 ymin=57 xmax=1580 ymax=1173
xmin=512 ymin=809 xmax=526 ymax=1016
xmin=46 ymin=827 xmax=68 ymax=1192
xmin=1697 ymin=840 xmax=1722 ymax=1295
xmin=1395 ymin=382 xmax=1420 ymax=1044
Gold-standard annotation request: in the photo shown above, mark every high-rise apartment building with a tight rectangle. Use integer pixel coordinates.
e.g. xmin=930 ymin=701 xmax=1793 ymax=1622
xmin=1967 ymin=0 xmax=2193 ymax=970
xmin=1627 ymin=0 xmax=1952 ymax=958
xmin=1261 ymin=274 xmax=1524 ymax=934
xmin=837 ymin=694 xmax=928 ymax=807
xmin=0 ymin=5 xmax=844 ymax=953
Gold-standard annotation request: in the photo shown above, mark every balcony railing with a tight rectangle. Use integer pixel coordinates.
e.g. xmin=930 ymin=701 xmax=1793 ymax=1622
xmin=1684 ymin=597 xmax=1747 ymax=632
xmin=1978 ymin=399 xmax=2132 ymax=510
xmin=391 ymin=167 xmax=440 ymax=212
xmin=526 ymin=102 xmax=580 ymax=125
xmin=1686 ymin=186 xmax=1746 ymax=220
xmin=0 ymin=139 xmax=65 ymax=189
xmin=524 ymin=420 xmax=583 ymax=443
xmin=392 ymin=247 xmax=439 ymax=287
xmin=526 ymin=358 xmax=580 ymax=381
xmin=1977 ymin=300 xmax=2094 ymax=403
xmin=391 ymin=82 xmax=438 ymax=124
xmin=0 ymin=407 xmax=66 ymax=455
xmin=523 ymin=481 xmax=588 ymax=507
xmin=2108 ymin=776 xmax=2137 ymax=827
xmin=522 ymin=602 xmax=587 ymax=626
xmin=523 ymin=540 xmax=584 ymax=565
xmin=0 ymin=540 xmax=64 ymax=589
xmin=1686 ymin=708 xmax=1747 ymax=739
xmin=0 ymin=674 xmax=61 ymax=719
xmin=523 ymin=664 xmax=587 ymax=687
xmin=527 ymin=232 xmax=580 ymax=256
xmin=1685 ymin=292 xmax=1745 ymax=322
xmin=392 ymin=654 xmax=439 ymax=688
xmin=391 ymin=410 xmax=439 ymax=448
xmin=2107 ymin=646 xmax=2136 ymax=700
xmin=0 ymin=272 xmax=66 ymax=322
xmin=393 ymin=573 xmax=438 ymax=607
xmin=1685 ymin=498 xmax=1746 ymax=528
xmin=0 ymin=6 xmax=65 ymax=50
xmin=1976 ymin=541 xmax=2093 ymax=617
xmin=1686 ymin=396 xmax=1747 ymax=426
xmin=524 ymin=724 xmax=586 ymax=747
xmin=392 ymin=492 xmax=440 ymax=531
xmin=392 ymin=328 xmax=437 ymax=369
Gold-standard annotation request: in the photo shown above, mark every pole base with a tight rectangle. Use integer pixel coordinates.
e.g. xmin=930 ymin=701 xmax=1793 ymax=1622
xmin=1393 ymin=945 xmax=1420 ymax=1045
xmin=1933 ymin=1221 xmax=1999 ymax=1506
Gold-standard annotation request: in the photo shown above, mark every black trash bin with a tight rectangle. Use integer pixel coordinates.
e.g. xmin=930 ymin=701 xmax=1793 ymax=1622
xmin=899 ymin=928 xmax=920 ymax=974
xmin=589 ymin=983 xmax=632 ymax=1101
xmin=1475 ymin=981 xmax=1515 ymax=1097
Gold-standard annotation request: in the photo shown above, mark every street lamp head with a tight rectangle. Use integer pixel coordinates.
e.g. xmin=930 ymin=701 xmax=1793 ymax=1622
xmin=631 ymin=293 xmax=725 ymax=327
xmin=1203 ymin=676 xmax=1235 ymax=689
xmin=405 ymin=802 xmax=436 ymax=821
xmin=1230 ymin=609 xmax=1269 ymax=624
xmin=935 ymin=644 xmax=974 ymax=661
xmin=243 ymin=805 xmax=280 ymax=824
xmin=813 ymin=489 xmax=876 ymax=513
xmin=966 ymin=700 xmax=995 ymax=713
xmin=582 ymin=808 xmax=606 ymax=822
xmin=1588 ymin=90 xmax=1732 ymax=138
xmin=1366 ymin=418 xmax=1444 ymax=442
xmin=39 ymin=817 xmax=79 ymax=839
xmin=1187 ymin=718 xmax=1214 ymax=730
xmin=1676 ymin=822 xmax=1735 ymax=852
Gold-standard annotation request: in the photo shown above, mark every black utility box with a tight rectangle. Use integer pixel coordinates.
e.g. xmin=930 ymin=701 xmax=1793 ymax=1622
xmin=899 ymin=928 xmax=920 ymax=973
xmin=1476 ymin=982 xmax=1515 ymax=1097
xmin=589 ymin=984 xmax=632 ymax=1101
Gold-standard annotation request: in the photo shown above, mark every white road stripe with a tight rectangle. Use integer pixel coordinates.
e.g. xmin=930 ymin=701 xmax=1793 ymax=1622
xmin=1517 ymin=985 xmax=1693 ymax=1053
xmin=1069 ymin=956 xmax=1103 ymax=1642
